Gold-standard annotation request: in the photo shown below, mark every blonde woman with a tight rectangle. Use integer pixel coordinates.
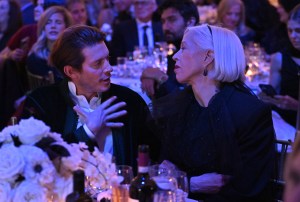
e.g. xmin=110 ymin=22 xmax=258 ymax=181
xmin=27 ymin=6 xmax=73 ymax=81
xmin=217 ymin=0 xmax=255 ymax=45
xmin=152 ymin=24 xmax=275 ymax=201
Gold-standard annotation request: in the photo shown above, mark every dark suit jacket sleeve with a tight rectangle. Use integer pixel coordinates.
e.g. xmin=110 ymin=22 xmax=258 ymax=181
xmin=206 ymin=103 xmax=276 ymax=202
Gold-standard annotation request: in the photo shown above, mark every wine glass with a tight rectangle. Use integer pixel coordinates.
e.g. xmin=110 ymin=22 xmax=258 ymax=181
xmin=112 ymin=165 xmax=133 ymax=202
xmin=149 ymin=165 xmax=177 ymax=202
xmin=153 ymin=190 xmax=176 ymax=202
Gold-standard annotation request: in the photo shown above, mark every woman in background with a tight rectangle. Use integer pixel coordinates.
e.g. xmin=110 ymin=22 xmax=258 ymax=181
xmin=261 ymin=4 xmax=300 ymax=127
xmin=27 ymin=6 xmax=73 ymax=81
xmin=217 ymin=0 xmax=255 ymax=45
xmin=0 ymin=0 xmax=22 ymax=51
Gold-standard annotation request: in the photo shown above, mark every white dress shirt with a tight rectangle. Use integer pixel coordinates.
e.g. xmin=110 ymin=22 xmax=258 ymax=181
xmin=136 ymin=19 xmax=154 ymax=49
xmin=68 ymin=82 xmax=113 ymax=154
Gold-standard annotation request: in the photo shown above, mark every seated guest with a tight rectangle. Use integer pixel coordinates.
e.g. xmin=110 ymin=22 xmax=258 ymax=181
xmin=217 ymin=0 xmax=255 ymax=45
xmin=261 ymin=0 xmax=300 ymax=54
xmin=21 ymin=25 xmax=159 ymax=170
xmin=152 ymin=24 xmax=276 ymax=201
xmin=66 ymin=0 xmax=92 ymax=25
xmin=109 ymin=0 xmax=164 ymax=64
xmin=141 ymin=0 xmax=199 ymax=99
xmin=0 ymin=0 xmax=66 ymax=64
xmin=98 ymin=0 xmax=133 ymax=29
xmin=27 ymin=6 xmax=73 ymax=82
xmin=0 ymin=0 xmax=22 ymax=52
xmin=20 ymin=0 xmax=35 ymax=25
xmin=260 ymin=4 xmax=300 ymax=127
xmin=284 ymin=136 xmax=300 ymax=202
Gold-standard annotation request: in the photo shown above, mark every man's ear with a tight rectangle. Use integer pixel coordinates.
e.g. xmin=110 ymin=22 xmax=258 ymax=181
xmin=64 ymin=65 xmax=78 ymax=80
xmin=186 ymin=17 xmax=197 ymax=27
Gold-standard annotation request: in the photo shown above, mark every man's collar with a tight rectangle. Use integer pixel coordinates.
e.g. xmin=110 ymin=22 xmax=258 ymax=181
xmin=136 ymin=19 xmax=152 ymax=28
xmin=68 ymin=81 xmax=101 ymax=101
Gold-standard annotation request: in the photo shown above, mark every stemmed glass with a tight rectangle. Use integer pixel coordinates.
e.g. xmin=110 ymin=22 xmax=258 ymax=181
xmin=149 ymin=164 xmax=178 ymax=202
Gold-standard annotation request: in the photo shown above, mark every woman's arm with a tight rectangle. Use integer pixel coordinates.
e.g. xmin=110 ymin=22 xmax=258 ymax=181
xmin=269 ymin=52 xmax=282 ymax=92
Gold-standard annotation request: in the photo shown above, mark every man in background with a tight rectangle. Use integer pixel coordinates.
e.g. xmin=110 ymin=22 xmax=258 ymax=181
xmin=110 ymin=0 xmax=164 ymax=64
xmin=141 ymin=0 xmax=199 ymax=98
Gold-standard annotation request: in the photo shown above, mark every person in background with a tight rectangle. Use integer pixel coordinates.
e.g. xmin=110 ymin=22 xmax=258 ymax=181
xmin=0 ymin=0 xmax=22 ymax=52
xmin=284 ymin=135 xmax=300 ymax=202
xmin=20 ymin=0 xmax=35 ymax=25
xmin=66 ymin=0 xmax=91 ymax=25
xmin=0 ymin=0 xmax=66 ymax=65
xmin=261 ymin=0 xmax=300 ymax=54
xmin=26 ymin=6 xmax=73 ymax=81
xmin=109 ymin=0 xmax=164 ymax=64
xmin=97 ymin=0 xmax=133 ymax=29
xmin=0 ymin=0 xmax=65 ymax=130
xmin=260 ymin=4 xmax=300 ymax=128
xmin=217 ymin=0 xmax=255 ymax=45
xmin=141 ymin=0 xmax=199 ymax=99
xmin=21 ymin=25 xmax=159 ymax=171
xmin=152 ymin=24 xmax=275 ymax=201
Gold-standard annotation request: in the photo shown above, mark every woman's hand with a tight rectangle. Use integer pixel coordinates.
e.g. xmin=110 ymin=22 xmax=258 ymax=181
xmin=259 ymin=92 xmax=298 ymax=111
xmin=190 ymin=173 xmax=231 ymax=194
xmin=273 ymin=95 xmax=299 ymax=111
xmin=10 ymin=48 xmax=26 ymax=62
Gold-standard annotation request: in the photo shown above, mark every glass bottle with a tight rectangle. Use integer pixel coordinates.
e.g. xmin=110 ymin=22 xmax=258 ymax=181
xmin=129 ymin=145 xmax=157 ymax=202
xmin=66 ymin=170 xmax=93 ymax=202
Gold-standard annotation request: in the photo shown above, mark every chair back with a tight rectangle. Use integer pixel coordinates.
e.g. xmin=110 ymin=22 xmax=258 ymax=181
xmin=272 ymin=139 xmax=293 ymax=202
xmin=27 ymin=70 xmax=55 ymax=90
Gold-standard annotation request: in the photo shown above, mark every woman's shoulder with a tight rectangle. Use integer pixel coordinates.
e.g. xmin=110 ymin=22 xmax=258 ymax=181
xmin=222 ymin=84 xmax=270 ymax=114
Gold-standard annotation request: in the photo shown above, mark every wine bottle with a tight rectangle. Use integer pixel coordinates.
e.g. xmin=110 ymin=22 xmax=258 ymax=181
xmin=66 ymin=170 xmax=93 ymax=202
xmin=129 ymin=145 xmax=158 ymax=202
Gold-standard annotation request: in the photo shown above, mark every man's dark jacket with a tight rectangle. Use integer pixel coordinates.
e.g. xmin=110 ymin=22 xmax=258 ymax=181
xmin=110 ymin=19 xmax=164 ymax=65
xmin=21 ymin=80 xmax=160 ymax=171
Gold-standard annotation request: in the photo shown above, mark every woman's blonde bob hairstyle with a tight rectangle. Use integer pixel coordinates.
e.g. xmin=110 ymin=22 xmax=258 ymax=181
xmin=31 ymin=6 xmax=73 ymax=60
xmin=185 ymin=24 xmax=245 ymax=82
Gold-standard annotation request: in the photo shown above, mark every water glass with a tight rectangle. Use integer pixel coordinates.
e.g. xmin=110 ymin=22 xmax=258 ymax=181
xmin=116 ymin=57 xmax=127 ymax=77
xmin=175 ymin=171 xmax=189 ymax=202
xmin=153 ymin=190 xmax=176 ymax=202
xmin=112 ymin=165 xmax=133 ymax=202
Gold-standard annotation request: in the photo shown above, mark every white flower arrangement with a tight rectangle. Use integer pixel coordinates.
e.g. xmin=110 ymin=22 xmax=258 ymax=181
xmin=0 ymin=117 xmax=118 ymax=202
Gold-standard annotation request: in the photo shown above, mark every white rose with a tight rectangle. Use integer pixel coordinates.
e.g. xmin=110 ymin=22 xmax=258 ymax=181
xmin=19 ymin=145 xmax=56 ymax=188
xmin=58 ymin=142 xmax=83 ymax=173
xmin=12 ymin=180 xmax=48 ymax=202
xmin=16 ymin=117 xmax=50 ymax=145
xmin=0 ymin=125 xmax=16 ymax=143
xmin=0 ymin=181 xmax=11 ymax=201
xmin=0 ymin=144 xmax=25 ymax=183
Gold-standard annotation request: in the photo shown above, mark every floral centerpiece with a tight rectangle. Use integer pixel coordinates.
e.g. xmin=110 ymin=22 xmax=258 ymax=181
xmin=0 ymin=117 xmax=118 ymax=202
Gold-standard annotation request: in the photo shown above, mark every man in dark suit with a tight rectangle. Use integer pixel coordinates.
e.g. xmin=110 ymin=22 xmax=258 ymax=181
xmin=110 ymin=0 xmax=164 ymax=64
xmin=141 ymin=0 xmax=199 ymax=99
xmin=21 ymin=25 xmax=159 ymax=170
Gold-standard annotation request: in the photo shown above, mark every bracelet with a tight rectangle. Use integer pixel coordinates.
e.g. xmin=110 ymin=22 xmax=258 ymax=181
xmin=157 ymin=75 xmax=168 ymax=85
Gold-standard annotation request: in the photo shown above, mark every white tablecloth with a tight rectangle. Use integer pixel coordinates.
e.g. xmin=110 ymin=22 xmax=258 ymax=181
xmin=111 ymin=76 xmax=151 ymax=105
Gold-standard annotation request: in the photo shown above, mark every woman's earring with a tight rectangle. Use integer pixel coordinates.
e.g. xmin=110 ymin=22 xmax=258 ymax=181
xmin=204 ymin=55 xmax=208 ymax=61
xmin=203 ymin=68 xmax=208 ymax=76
